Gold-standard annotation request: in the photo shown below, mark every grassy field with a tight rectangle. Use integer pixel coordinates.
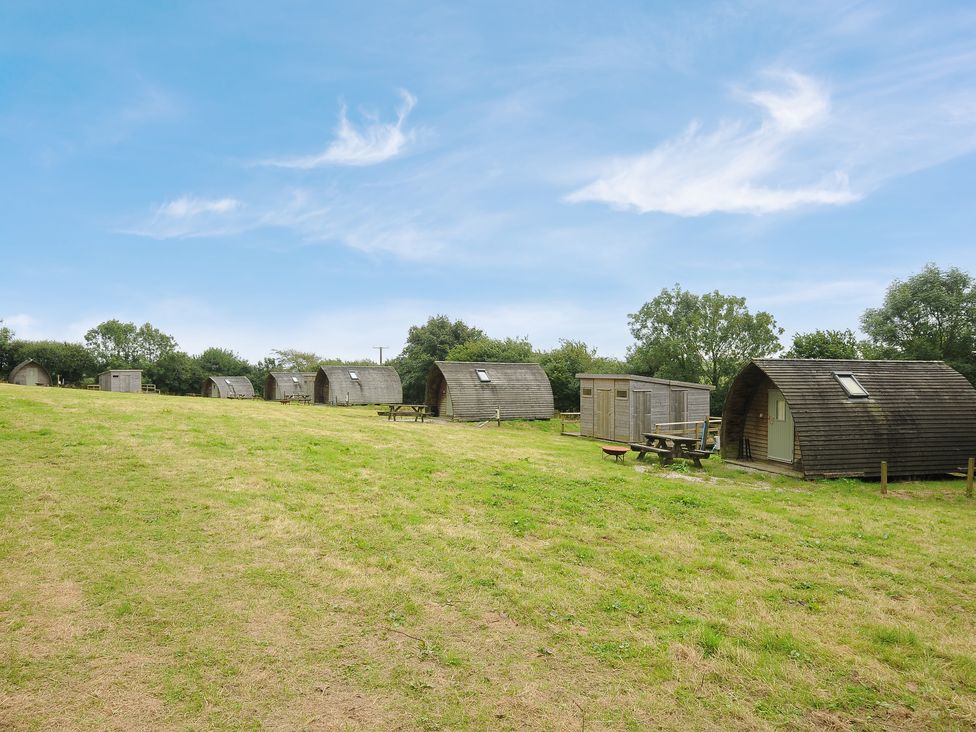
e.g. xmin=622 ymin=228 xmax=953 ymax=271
xmin=1 ymin=385 xmax=975 ymax=731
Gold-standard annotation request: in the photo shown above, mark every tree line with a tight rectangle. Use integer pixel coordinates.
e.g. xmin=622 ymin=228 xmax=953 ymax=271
xmin=2 ymin=263 xmax=974 ymax=412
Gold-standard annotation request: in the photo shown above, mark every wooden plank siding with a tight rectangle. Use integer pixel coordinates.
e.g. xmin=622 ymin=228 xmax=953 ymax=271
xmin=314 ymin=366 xmax=402 ymax=405
xmin=577 ymin=374 xmax=713 ymax=443
xmin=264 ymin=372 xmax=316 ymax=400
xmin=98 ymin=369 xmax=143 ymax=393
xmin=8 ymin=359 xmax=52 ymax=387
xmin=202 ymin=376 xmax=255 ymax=398
xmin=722 ymin=360 xmax=976 ymax=478
xmin=426 ymin=362 xmax=554 ymax=421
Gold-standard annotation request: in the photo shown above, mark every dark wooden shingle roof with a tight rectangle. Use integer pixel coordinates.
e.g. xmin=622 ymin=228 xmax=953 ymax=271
xmin=316 ymin=366 xmax=402 ymax=405
xmin=724 ymin=359 xmax=976 ymax=477
xmin=265 ymin=372 xmax=315 ymax=399
xmin=429 ymin=361 xmax=554 ymax=421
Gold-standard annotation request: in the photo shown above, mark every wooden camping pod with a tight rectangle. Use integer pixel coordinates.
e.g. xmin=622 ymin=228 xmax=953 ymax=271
xmin=425 ymin=361 xmax=553 ymax=421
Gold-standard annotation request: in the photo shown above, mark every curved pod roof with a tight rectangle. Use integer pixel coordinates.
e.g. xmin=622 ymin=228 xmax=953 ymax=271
xmin=314 ymin=366 xmax=402 ymax=405
xmin=264 ymin=372 xmax=315 ymax=400
xmin=722 ymin=359 xmax=976 ymax=478
xmin=9 ymin=359 xmax=52 ymax=387
xmin=202 ymin=375 xmax=255 ymax=398
xmin=426 ymin=361 xmax=554 ymax=421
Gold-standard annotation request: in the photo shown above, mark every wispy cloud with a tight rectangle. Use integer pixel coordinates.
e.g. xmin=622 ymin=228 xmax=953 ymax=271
xmin=567 ymin=70 xmax=858 ymax=216
xmin=121 ymin=195 xmax=244 ymax=239
xmin=263 ymin=90 xmax=417 ymax=168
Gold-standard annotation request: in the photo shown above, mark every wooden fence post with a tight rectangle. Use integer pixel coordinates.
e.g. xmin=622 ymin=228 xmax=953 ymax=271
xmin=495 ymin=407 xmax=501 ymax=427
xmin=967 ymin=457 xmax=974 ymax=499
xmin=880 ymin=461 xmax=888 ymax=495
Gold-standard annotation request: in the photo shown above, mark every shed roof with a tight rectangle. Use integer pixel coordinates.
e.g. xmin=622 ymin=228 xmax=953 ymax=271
xmin=723 ymin=359 xmax=976 ymax=477
xmin=576 ymin=373 xmax=714 ymax=390
xmin=316 ymin=366 xmax=402 ymax=404
xmin=429 ymin=361 xmax=554 ymax=420
xmin=203 ymin=375 xmax=255 ymax=398
xmin=98 ymin=369 xmax=143 ymax=376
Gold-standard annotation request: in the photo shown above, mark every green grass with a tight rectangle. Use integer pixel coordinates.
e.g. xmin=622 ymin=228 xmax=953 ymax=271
xmin=1 ymin=385 xmax=975 ymax=730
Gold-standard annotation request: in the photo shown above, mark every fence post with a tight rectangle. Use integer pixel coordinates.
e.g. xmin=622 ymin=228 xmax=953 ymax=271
xmin=967 ymin=457 xmax=974 ymax=498
xmin=880 ymin=461 xmax=888 ymax=495
xmin=495 ymin=407 xmax=500 ymax=427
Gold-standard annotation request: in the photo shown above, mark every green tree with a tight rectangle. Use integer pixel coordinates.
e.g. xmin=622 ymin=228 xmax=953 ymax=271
xmin=538 ymin=339 xmax=628 ymax=411
xmin=861 ymin=263 xmax=976 ymax=382
xmin=0 ymin=321 xmax=15 ymax=377
xmin=390 ymin=315 xmax=485 ymax=403
xmin=84 ymin=320 xmax=176 ymax=368
xmin=784 ymin=329 xmax=861 ymax=359
xmin=145 ymin=351 xmax=205 ymax=395
xmin=445 ymin=337 xmax=534 ymax=363
xmin=7 ymin=340 xmax=96 ymax=385
xmin=194 ymin=347 xmax=252 ymax=376
xmin=628 ymin=286 xmax=783 ymax=413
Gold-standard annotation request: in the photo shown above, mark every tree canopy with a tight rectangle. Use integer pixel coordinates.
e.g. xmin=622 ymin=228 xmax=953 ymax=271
xmin=784 ymin=329 xmax=862 ymax=359
xmin=84 ymin=320 xmax=177 ymax=369
xmin=628 ymin=286 xmax=782 ymax=412
xmin=861 ymin=263 xmax=976 ymax=381
xmin=445 ymin=336 xmax=534 ymax=363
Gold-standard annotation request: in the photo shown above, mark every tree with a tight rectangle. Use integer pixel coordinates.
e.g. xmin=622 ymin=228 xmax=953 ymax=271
xmin=0 ymin=321 xmax=15 ymax=377
xmin=84 ymin=320 xmax=176 ymax=368
xmin=538 ymin=339 xmax=628 ymax=411
xmin=445 ymin=337 xmax=534 ymax=363
xmin=861 ymin=264 xmax=976 ymax=382
xmin=389 ymin=315 xmax=485 ymax=403
xmin=6 ymin=340 xmax=96 ymax=385
xmin=628 ymin=286 xmax=783 ymax=412
xmin=145 ymin=351 xmax=205 ymax=395
xmin=194 ymin=347 xmax=252 ymax=376
xmin=785 ymin=329 xmax=861 ymax=359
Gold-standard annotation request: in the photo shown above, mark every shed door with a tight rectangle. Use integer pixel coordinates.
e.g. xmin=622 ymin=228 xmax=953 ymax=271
xmin=670 ymin=389 xmax=688 ymax=424
xmin=595 ymin=389 xmax=612 ymax=440
xmin=767 ymin=389 xmax=794 ymax=463
xmin=439 ymin=383 xmax=453 ymax=417
xmin=639 ymin=391 xmax=654 ymax=439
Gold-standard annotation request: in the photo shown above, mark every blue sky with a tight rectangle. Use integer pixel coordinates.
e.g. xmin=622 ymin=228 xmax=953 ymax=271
xmin=2 ymin=1 xmax=975 ymax=361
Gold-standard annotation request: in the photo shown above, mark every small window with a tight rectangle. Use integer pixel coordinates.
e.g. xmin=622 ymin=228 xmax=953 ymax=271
xmin=834 ymin=372 xmax=868 ymax=398
xmin=291 ymin=376 xmax=300 ymax=384
xmin=475 ymin=369 xmax=491 ymax=383
xmin=581 ymin=387 xmax=593 ymax=398
xmin=615 ymin=389 xmax=628 ymax=399
xmin=775 ymin=398 xmax=787 ymax=421
xmin=224 ymin=379 xmax=231 ymax=385
xmin=112 ymin=374 xmax=119 ymax=378
xmin=348 ymin=371 xmax=359 ymax=381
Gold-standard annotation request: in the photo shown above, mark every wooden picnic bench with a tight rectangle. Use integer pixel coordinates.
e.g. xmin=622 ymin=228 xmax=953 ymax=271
xmin=278 ymin=394 xmax=311 ymax=405
xmin=386 ymin=404 xmax=428 ymax=422
xmin=631 ymin=432 xmax=712 ymax=468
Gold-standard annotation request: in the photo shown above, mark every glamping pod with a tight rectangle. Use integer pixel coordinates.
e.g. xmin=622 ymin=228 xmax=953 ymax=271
xmin=202 ymin=375 xmax=255 ymax=399
xmin=264 ymin=372 xmax=316 ymax=401
xmin=314 ymin=366 xmax=402 ymax=405
xmin=425 ymin=361 xmax=554 ymax=421
xmin=9 ymin=359 xmax=52 ymax=387
xmin=577 ymin=374 xmax=713 ymax=443
xmin=98 ymin=369 xmax=143 ymax=393
xmin=721 ymin=359 xmax=976 ymax=479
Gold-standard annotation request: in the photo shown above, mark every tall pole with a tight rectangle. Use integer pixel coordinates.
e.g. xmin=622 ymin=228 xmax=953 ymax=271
xmin=374 ymin=346 xmax=389 ymax=364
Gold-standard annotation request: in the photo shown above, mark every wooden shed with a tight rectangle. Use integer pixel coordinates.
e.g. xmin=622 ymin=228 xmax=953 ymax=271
xmin=98 ymin=369 xmax=143 ymax=393
xmin=264 ymin=372 xmax=316 ymax=401
xmin=8 ymin=359 xmax=52 ymax=387
xmin=425 ymin=361 xmax=554 ymax=421
xmin=314 ymin=366 xmax=402 ymax=405
xmin=202 ymin=375 xmax=255 ymax=399
xmin=721 ymin=359 xmax=976 ymax=479
xmin=577 ymin=374 xmax=713 ymax=443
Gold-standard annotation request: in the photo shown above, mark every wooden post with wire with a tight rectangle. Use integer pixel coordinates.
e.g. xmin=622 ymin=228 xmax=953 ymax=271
xmin=880 ymin=461 xmax=888 ymax=495
xmin=966 ymin=457 xmax=974 ymax=498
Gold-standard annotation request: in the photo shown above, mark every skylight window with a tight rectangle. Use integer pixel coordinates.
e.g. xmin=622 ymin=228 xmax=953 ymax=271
xmin=224 ymin=378 xmax=232 ymax=385
xmin=475 ymin=368 xmax=491 ymax=383
xmin=834 ymin=372 xmax=868 ymax=398
xmin=348 ymin=371 xmax=359 ymax=381
xmin=291 ymin=376 xmax=300 ymax=383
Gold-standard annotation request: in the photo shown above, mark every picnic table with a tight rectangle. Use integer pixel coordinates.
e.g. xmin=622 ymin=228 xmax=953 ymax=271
xmin=278 ymin=394 xmax=311 ymax=404
xmin=630 ymin=432 xmax=711 ymax=468
xmin=386 ymin=404 xmax=428 ymax=422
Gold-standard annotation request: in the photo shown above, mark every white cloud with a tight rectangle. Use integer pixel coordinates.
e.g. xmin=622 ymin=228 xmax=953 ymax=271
xmin=567 ymin=70 xmax=859 ymax=216
xmin=264 ymin=90 xmax=417 ymax=168
xmin=156 ymin=196 xmax=242 ymax=218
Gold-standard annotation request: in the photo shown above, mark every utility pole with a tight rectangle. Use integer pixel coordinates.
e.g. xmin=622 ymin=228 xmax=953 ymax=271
xmin=373 ymin=346 xmax=389 ymax=364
